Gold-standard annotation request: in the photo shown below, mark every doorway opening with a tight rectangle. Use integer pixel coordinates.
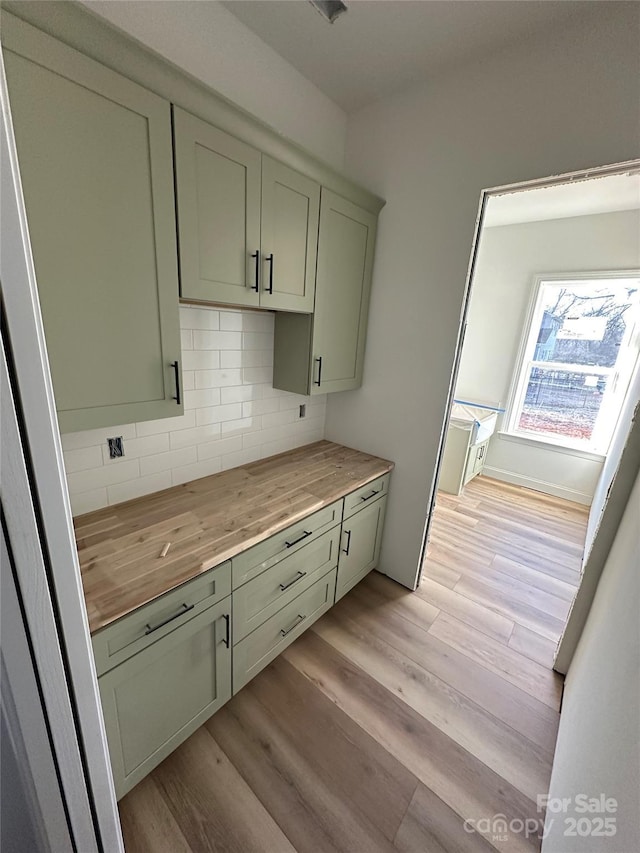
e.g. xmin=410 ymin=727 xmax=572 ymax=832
xmin=418 ymin=163 xmax=640 ymax=672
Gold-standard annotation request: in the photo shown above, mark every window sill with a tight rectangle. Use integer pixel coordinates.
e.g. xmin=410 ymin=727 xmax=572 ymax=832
xmin=496 ymin=431 xmax=606 ymax=462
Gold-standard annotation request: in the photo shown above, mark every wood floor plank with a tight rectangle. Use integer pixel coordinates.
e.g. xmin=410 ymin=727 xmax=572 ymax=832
xmin=206 ymin=678 xmax=398 ymax=853
xmin=150 ymin=726 xmax=297 ymax=853
xmin=509 ymin=624 xmax=559 ymax=669
xmin=422 ymin=557 xmax=462 ymax=589
xmin=361 ymin=569 xmax=441 ymax=630
xmin=341 ymin=581 xmax=560 ymax=756
xmin=417 ymin=577 xmax=515 ymax=643
xmin=284 ymin=632 xmax=541 ymax=853
xmin=452 ymin=574 xmax=567 ymax=641
xmin=312 ymin=609 xmax=552 ymax=801
xmin=245 ymin=655 xmax=418 ymax=842
xmin=429 ymin=612 xmax=563 ymax=709
xmin=118 ymin=776 xmax=192 ymax=853
xmin=490 ymin=555 xmax=579 ymax=599
xmin=394 ymin=783 xmax=498 ymax=853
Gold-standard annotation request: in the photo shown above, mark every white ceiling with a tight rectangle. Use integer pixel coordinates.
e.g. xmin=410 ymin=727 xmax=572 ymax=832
xmin=484 ymin=173 xmax=640 ymax=228
xmin=222 ymin=0 xmax=594 ymax=112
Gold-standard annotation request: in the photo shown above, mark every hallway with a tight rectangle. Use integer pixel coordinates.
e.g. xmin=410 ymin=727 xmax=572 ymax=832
xmin=119 ymin=477 xmax=588 ymax=853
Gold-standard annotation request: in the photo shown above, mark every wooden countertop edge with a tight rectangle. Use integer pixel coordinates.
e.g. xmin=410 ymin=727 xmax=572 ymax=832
xmin=80 ymin=442 xmax=393 ymax=635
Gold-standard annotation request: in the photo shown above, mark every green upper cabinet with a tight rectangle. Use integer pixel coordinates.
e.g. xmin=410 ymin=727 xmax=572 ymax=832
xmin=260 ymin=156 xmax=319 ymax=313
xmin=4 ymin=28 xmax=183 ymax=433
xmin=173 ymin=107 xmax=262 ymax=307
xmin=273 ymin=189 xmax=377 ymax=395
xmin=174 ymin=109 xmax=320 ymax=313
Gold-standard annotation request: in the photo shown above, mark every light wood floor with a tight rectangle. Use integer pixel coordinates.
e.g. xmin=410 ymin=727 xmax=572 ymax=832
xmin=119 ymin=476 xmax=588 ymax=853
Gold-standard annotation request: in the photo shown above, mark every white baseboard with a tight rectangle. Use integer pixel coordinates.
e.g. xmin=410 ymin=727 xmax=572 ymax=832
xmin=482 ymin=466 xmax=593 ymax=506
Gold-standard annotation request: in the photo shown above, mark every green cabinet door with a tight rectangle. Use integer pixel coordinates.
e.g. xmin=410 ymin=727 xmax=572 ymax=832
xmin=273 ymin=189 xmax=377 ymax=395
xmin=336 ymin=495 xmax=387 ymax=601
xmin=4 ymin=27 xmax=182 ymax=433
xmin=98 ymin=597 xmax=232 ymax=800
xmin=260 ymin=156 xmax=319 ymax=313
xmin=173 ymin=107 xmax=261 ymax=307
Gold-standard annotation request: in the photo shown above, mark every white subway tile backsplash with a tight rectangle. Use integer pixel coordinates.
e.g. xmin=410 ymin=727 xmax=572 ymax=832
xmin=61 ymin=422 xmax=137 ymax=452
xmin=67 ymin=458 xmax=140 ymax=494
xmin=171 ymin=457 xmax=222 ymax=487
xmin=170 ymin=423 xmax=222 ymax=450
xmin=180 ymin=306 xmax=220 ymax=330
xmin=135 ymin=410 xmax=197 ymax=437
xmin=70 ymin=487 xmax=108 ymax=516
xmin=195 ymin=403 xmax=243 ymax=426
xmin=183 ymin=388 xmax=222 ymax=410
xmin=139 ymin=446 xmax=197 ymax=476
xmin=220 ymin=384 xmax=264 ymax=404
xmin=182 ymin=350 xmax=221 ymax=371
xmin=107 ymin=471 xmax=172 ymax=506
xmin=62 ymin=306 xmax=326 ymax=513
xmin=63 ymin=445 xmax=103 ymax=474
xmin=197 ymin=435 xmax=243 ymax=461
xmin=193 ymin=330 xmax=242 ymax=351
xmin=194 ymin=368 xmax=243 ymax=389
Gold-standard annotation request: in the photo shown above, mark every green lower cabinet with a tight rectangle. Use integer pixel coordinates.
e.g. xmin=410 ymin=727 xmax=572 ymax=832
xmin=336 ymin=495 xmax=387 ymax=601
xmin=99 ymin=597 xmax=231 ymax=800
xmin=233 ymin=568 xmax=337 ymax=693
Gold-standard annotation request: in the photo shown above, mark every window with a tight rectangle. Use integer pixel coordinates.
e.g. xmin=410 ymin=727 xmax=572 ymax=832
xmin=506 ymin=273 xmax=640 ymax=454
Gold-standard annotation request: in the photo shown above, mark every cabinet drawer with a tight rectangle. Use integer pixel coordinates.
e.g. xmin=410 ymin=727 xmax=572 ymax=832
xmin=343 ymin=473 xmax=390 ymax=520
xmin=99 ymin=596 xmax=231 ymax=799
xmin=232 ymin=499 xmax=342 ymax=589
xmin=234 ymin=527 xmax=340 ymax=643
xmin=233 ymin=568 xmax=336 ymax=693
xmin=92 ymin=561 xmax=231 ymax=676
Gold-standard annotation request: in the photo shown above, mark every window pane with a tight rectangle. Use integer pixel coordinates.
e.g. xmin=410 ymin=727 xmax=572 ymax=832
xmin=518 ymin=365 xmax=610 ymax=443
xmin=534 ymin=281 xmax=637 ymax=368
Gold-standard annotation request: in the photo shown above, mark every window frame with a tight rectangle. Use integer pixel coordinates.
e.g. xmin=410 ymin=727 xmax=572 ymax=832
xmin=504 ymin=270 xmax=640 ymax=456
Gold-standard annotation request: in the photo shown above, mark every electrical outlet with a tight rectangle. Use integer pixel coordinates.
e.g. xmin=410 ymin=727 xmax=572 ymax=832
xmin=107 ymin=436 xmax=124 ymax=459
xmin=299 ymin=404 xmax=306 ymax=419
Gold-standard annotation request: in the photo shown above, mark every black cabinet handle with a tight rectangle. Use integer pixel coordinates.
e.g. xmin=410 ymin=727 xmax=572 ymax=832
xmin=251 ymin=250 xmax=260 ymax=292
xmin=342 ymin=529 xmax=352 ymax=556
xmin=279 ymin=571 xmax=306 ymax=592
xmin=171 ymin=360 xmax=181 ymax=405
xmin=222 ymin=613 xmax=230 ymax=648
xmin=266 ymin=253 xmax=274 ymax=294
xmin=360 ymin=489 xmax=380 ymax=503
xmin=280 ymin=614 xmax=306 ymax=637
xmin=145 ymin=602 xmax=193 ymax=635
xmin=315 ymin=356 xmax=323 ymax=387
xmin=284 ymin=530 xmax=312 ymax=549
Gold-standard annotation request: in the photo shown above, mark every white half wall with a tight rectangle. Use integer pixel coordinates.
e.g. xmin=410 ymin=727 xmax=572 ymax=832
xmin=542 ymin=471 xmax=640 ymax=852
xmin=456 ymin=210 xmax=640 ymax=505
xmin=79 ymin=0 xmax=347 ymax=169
xmin=325 ymin=3 xmax=640 ymax=588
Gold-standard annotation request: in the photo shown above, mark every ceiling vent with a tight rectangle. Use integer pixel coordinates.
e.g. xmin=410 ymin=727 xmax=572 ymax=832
xmin=309 ymin=1 xmax=348 ymax=24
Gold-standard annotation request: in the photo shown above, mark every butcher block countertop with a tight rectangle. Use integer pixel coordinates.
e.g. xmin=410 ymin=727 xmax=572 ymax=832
xmin=75 ymin=441 xmax=393 ymax=634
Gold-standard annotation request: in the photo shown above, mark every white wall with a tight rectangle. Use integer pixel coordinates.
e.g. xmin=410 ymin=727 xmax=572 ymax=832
xmin=542 ymin=470 xmax=640 ymax=853
xmin=325 ymin=3 xmax=640 ymax=588
xmin=455 ymin=209 xmax=640 ymax=504
xmin=63 ymin=305 xmax=326 ymax=516
xmin=79 ymin=0 xmax=347 ymax=169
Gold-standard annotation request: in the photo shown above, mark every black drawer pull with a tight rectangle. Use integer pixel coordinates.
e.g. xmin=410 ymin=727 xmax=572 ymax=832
xmin=222 ymin=613 xmax=230 ymax=648
xmin=145 ymin=602 xmax=194 ymax=635
xmin=314 ymin=356 xmax=323 ymax=387
xmin=280 ymin=614 xmax=306 ymax=637
xmin=251 ymin=250 xmax=260 ymax=291
xmin=266 ymin=253 xmax=274 ymax=294
xmin=342 ymin=529 xmax=352 ymax=556
xmin=284 ymin=530 xmax=312 ymax=549
xmin=360 ymin=489 xmax=381 ymax=502
xmin=171 ymin=360 xmax=181 ymax=405
xmin=279 ymin=571 xmax=307 ymax=592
